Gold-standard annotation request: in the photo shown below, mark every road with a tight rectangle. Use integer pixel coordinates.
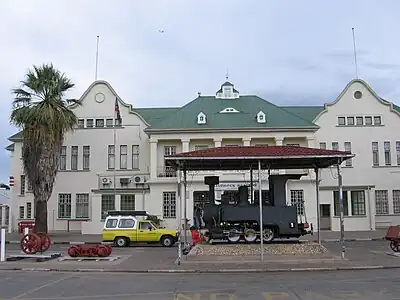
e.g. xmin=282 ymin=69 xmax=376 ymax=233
xmin=0 ymin=269 xmax=400 ymax=299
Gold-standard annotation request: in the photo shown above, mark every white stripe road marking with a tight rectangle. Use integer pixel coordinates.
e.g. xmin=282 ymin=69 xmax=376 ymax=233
xmin=10 ymin=275 xmax=74 ymax=299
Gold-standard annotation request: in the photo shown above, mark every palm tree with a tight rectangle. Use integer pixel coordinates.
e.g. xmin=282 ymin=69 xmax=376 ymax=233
xmin=10 ymin=63 xmax=79 ymax=233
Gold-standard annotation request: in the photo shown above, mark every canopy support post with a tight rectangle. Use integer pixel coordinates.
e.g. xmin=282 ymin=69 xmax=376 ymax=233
xmin=250 ymin=165 xmax=253 ymax=204
xmin=258 ymin=160 xmax=264 ymax=262
xmin=183 ymin=168 xmax=188 ymax=247
xmin=315 ymin=167 xmax=321 ymax=245
xmin=337 ymin=162 xmax=345 ymax=259
xmin=177 ymin=165 xmax=182 ymax=265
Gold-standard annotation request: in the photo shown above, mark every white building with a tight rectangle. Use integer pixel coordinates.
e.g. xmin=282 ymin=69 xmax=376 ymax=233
xmin=6 ymin=78 xmax=400 ymax=234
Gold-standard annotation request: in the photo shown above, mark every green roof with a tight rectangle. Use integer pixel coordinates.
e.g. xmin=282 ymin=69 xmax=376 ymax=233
xmin=133 ymin=107 xmax=179 ymax=126
xmin=281 ymin=106 xmax=324 ymax=122
xmin=145 ymin=95 xmax=319 ymax=131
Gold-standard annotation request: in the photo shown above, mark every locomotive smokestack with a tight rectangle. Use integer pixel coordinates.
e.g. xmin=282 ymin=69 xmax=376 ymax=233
xmin=204 ymin=176 xmax=219 ymax=205
xmin=237 ymin=185 xmax=249 ymax=206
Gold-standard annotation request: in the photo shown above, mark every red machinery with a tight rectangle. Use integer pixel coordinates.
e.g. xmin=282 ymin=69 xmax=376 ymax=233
xmin=385 ymin=225 xmax=400 ymax=252
xmin=20 ymin=232 xmax=51 ymax=255
xmin=67 ymin=244 xmax=112 ymax=258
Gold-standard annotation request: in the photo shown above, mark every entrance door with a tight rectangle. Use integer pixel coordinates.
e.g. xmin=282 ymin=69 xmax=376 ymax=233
xmin=319 ymin=204 xmax=331 ymax=230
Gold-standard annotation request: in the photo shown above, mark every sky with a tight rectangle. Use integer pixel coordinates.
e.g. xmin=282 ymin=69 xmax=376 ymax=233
xmin=1 ymin=0 xmax=400 ymax=183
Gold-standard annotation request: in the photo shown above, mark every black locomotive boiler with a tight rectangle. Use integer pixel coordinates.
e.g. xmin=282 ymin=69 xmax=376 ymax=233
xmin=201 ymin=175 xmax=312 ymax=243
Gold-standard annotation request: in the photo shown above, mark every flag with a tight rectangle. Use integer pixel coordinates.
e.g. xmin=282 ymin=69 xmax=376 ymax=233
xmin=115 ymin=97 xmax=122 ymax=124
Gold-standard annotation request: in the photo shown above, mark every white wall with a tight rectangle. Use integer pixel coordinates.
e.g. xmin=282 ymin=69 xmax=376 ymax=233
xmin=9 ymin=79 xmax=400 ymax=234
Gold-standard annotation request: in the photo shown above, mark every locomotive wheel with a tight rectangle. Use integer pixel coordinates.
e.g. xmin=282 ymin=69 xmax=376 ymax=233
xmin=243 ymin=228 xmax=257 ymax=243
xmin=97 ymin=245 xmax=109 ymax=257
xmin=390 ymin=241 xmax=400 ymax=252
xmin=20 ymin=233 xmax=40 ymax=255
xmin=36 ymin=232 xmax=51 ymax=252
xmin=89 ymin=246 xmax=98 ymax=257
xmin=262 ymin=228 xmax=275 ymax=243
xmin=105 ymin=245 xmax=113 ymax=256
xmin=227 ymin=229 xmax=241 ymax=243
xmin=68 ymin=245 xmax=81 ymax=257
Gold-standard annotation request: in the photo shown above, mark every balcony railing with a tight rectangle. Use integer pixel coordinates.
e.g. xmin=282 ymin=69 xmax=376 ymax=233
xmin=158 ymin=166 xmax=177 ymax=177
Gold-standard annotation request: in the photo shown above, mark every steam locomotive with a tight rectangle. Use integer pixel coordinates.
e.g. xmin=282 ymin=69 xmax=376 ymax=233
xmin=199 ymin=175 xmax=312 ymax=243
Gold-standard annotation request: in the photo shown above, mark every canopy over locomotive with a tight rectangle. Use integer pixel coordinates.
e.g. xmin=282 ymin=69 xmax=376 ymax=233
xmin=200 ymin=174 xmax=312 ymax=243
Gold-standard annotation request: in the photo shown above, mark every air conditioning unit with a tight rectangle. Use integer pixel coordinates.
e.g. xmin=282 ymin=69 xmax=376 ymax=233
xmin=133 ymin=175 xmax=146 ymax=184
xmin=102 ymin=178 xmax=112 ymax=185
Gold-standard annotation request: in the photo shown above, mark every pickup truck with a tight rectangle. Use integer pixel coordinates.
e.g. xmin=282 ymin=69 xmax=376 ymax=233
xmin=101 ymin=215 xmax=179 ymax=247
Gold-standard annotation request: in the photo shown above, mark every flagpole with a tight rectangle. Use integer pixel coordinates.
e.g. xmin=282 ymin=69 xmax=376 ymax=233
xmin=95 ymin=36 xmax=100 ymax=81
xmin=113 ymin=100 xmax=117 ymax=203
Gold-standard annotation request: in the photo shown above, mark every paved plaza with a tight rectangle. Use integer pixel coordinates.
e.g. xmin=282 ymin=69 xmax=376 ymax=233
xmin=1 ymin=268 xmax=400 ymax=299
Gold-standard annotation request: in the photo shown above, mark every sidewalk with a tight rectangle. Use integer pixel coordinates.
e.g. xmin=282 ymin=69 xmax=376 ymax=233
xmin=0 ymin=229 xmax=387 ymax=244
xmin=0 ymin=239 xmax=398 ymax=274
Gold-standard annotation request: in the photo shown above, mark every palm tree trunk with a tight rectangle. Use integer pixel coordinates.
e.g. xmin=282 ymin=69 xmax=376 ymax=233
xmin=35 ymin=200 xmax=48 ymax=233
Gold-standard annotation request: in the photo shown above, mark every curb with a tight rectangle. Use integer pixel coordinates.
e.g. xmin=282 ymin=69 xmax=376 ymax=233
xmin=3 ymin=241 xmax=110 ymax=245
xmin=0 ymin=265 xmax=398 ymax=274
xmin=2 ymin=238 xmax=385 ymax=245
xmin=299 ymin=237 xmax=385 ymax=242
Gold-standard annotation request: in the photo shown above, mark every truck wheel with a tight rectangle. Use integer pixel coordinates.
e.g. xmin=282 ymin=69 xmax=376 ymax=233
xmin=262 ymin=228 xmax=275 ymax=243
xmin=161 ymin=235 xmax=174 ymax=247
xmin=114 ymin=237 xmax=129 ymax=247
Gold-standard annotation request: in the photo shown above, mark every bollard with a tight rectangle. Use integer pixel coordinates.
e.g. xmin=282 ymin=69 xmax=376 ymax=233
xmin=0 ymin=227 xmax=5 ymax=262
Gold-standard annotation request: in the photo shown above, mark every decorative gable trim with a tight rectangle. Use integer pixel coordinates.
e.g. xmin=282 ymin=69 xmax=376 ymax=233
xmin=220 ymin=107 xmax=239 ymax=113
xmin=197 ymin=112 xmax=206 ymax=124
xmin=257 ymin=111 xmax=266 ymax=123
xmin=68 ymin=80 xmax=150 ymax=127
xmin=313 ymin=79 xmax=400 ymax=122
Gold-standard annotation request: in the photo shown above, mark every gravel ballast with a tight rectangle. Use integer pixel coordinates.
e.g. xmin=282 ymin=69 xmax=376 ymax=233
xmin=188 ymin=242 xmax=328 ymax=256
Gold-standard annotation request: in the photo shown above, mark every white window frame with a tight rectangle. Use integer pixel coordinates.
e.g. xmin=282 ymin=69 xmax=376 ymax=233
xmin=396 ymin=141 xmax=400 ymax=166
xmin=344 ymin=142 xmax=352 ymax=167
xmin=338 ymin=117 xmax=346 ymax=126
xmin=101 ymin=194 xmax=115 ymax=220
xmin=194 ymin=145 xmax=209 ymax=151
xmin=106 ymin=118 xmax=113 ymax=127
xmin=71 ymin=146 xmax=78 ymax=170
xmin=108 ymin=145 xmax=115 ymax=169
xmin=59 ymin=146 xmax=67 ymax=170
xmin=83 ymin=146 xmax=90 ymax=170
xmin=393 ymin=190 xmax=400 ymax=214
xmin=347 ymin=117 xmax=354 ymax=126
xmin=331 ymin=142 xmax=339 ymax=151
xmin=120 ymin=145 xmax=128 ymax=169
xmin=290 ymin=190 xmax=304 ymax=215
xmin=375 ymin=190 xmax=389 ymax=215
xmin=86 ymin=119 xmax=94 ymax=128
xmin=319 ymin=142 xmax=327 ymax=149
xmin=132 ymin=145 xmax=139 ymax=169
xmin=384 ymin=141 xmax=391 ymax=166
xmin=350 ymin=190 xmax=366 ymax=216
xmin=372 ymin=142 xmax=379 ymax=166
xmin=20 ymin=175 xmax=25 ymax=196
xmin=95 ymin=119 xmax=104 ymax=128
xmin=76 ymin=193 xmax=89 ymax=219
xmin=163 ymin=192 xmax=176 ymax=218
xmin=120 ymin=194 xmax=135 ymax=211
xmin=356 ymin=116 xmax=363 ymax=126
xmin=26 ymin=202 xmax=32 ymax=219
xmin=58 ymin=193 xmax=72 ymax=219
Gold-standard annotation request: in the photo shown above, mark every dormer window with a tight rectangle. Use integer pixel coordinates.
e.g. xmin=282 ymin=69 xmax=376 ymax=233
xmin=197 ymin=112 xmax=206 ymax=124
xmin=215 ymin=80 xmax=240 ymax=99
xmin=220 ymin=107 xmax=239 ymax=113
xmin=257 ymin=111 xmax=266 ymax=123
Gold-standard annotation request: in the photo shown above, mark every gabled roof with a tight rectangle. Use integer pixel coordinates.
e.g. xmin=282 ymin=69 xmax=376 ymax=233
xmin=145 ymin=95 xmax=319 ymax=132
xmin=165 ymin=145 xmax=354 ymax=170
xmin=314 ymin=78 xmax=400 ymax=121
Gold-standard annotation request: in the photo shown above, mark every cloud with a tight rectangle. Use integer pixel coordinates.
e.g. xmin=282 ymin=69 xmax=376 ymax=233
xmin=1 ymin=0 xmax=400 ymax=183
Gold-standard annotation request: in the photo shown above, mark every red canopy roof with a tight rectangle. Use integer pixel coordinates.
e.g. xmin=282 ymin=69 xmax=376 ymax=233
xmin=165 ymin=146 xmax=353 ymax=171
